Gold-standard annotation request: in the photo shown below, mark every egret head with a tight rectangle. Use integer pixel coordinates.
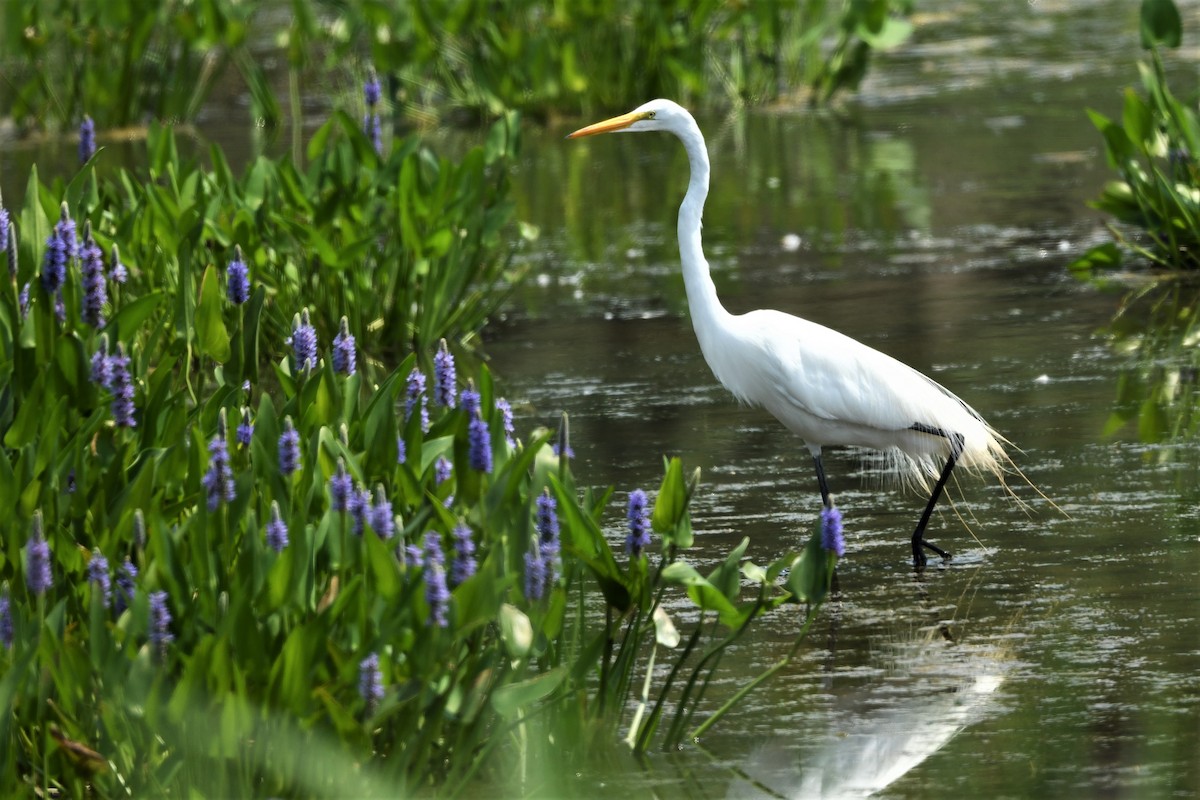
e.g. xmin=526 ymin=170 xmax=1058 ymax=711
xmin=567 ymin=99 xmax=692 ymax=139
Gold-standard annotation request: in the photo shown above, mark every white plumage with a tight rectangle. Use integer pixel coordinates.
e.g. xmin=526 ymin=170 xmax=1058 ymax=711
xmin=569 ymin=99 xmax=1012 ymax=566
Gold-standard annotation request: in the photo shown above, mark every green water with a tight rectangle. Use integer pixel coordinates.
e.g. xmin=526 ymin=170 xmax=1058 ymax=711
xmin=485 ymin=2 xmax=1200 ymax=796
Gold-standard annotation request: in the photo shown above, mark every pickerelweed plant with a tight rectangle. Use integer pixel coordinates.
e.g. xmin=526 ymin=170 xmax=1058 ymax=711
xmin=1071 ymin=0 xmax=1200 ymax=274
xmin=0 ymin=123 xmax=835 ymax=797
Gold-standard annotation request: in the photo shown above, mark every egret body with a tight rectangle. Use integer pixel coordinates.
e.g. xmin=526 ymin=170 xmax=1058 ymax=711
xmin=569 ymin=99 xmax=1012 ymax=567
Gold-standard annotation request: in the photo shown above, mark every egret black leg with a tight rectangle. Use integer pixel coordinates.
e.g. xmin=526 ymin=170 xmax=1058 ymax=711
xmin=910 ymin=433 xmax=965 ymax=567
xmin=812 ymin=453 xmax=832 ymax=509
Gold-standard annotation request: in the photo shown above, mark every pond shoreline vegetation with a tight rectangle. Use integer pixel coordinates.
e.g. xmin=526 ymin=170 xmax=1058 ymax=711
xmin=0 ymin=4 xmax=872 ymax=794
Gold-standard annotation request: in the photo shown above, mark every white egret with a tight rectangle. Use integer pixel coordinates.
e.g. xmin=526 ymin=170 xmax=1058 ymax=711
xmin=568 ymin=99 xmax=1015 ymax=567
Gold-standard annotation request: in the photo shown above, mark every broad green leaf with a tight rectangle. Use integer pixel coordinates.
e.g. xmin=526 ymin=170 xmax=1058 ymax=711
xmin=1141 ymin=0 xmax=1182 ymax=49
xmin=490 ymin=667 xmax=566 ymax=720
xmin=196 ymin=263 xmax=231 ymax=362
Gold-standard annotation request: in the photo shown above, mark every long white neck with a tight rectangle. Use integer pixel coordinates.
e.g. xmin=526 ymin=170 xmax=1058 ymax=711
xmin=672 ymin=117 xmax=731 ymax=352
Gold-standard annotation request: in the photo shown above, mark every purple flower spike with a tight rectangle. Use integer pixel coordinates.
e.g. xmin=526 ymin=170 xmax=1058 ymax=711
xmin=433 ymin=339 xmax=456 ymax=407
xmin=87 ymin=550 xmax=112 ymax=607
xmin=201 ymin=412 xmax=235 ymax=511
xmin=524 ymin=548 xmax=546 ymax=601
xmin=0 ymin=589 xmax=12 ymax=649
xmin=459 ymin=385 xmax=481 ymax=417
xmin=79 ymin=223 xmax=107 ymax=328
xmin=236 ymin=407 xmax=253 ymax=446
xmin=227 ymin=245 xmax=250 ymax=305
xmin=435 ymin=456 xmax=453 ymax=485
xmin=90 ymin=335 xmax=112 ymax=389
xmin=329 ymin=458 xmax=353 ymax=512
xmin=368 ymin=485 xmax=395 ymax=540
xmin=404 ymin=368 xmax=430 ymax=431
xmin=149 ymin=590 xmax=173 ymax=660
xmin=359 ymin=652 xmax=384 ymax=714
xmin=536 ymin=490 xmax=561 ymax=584
xmin=468 ymin=412 xmax=492 ymax=473
xmin=288 ymin=308 xmax=318 ymax=373
xmin=332 ymin=316 xmax=356 ymax=376
xmin=279 ymin=417 xmax=301 ymax=476
xmin=423 ymin=532 xmax=450 ymax=627
xmin=396 ymin=436 xmax=407 ymax=465
xmin=364 ymin=70 xmax=382 ymax=108
xmin=79 ymin=115 xmax=96 ymax=163
xmin=41 ymin=203 xmax=76 ymax=295
xmin=266 ymin=501 xmax=289 ymax=552
xmin=26 ymin=511 xmax=52 ymax=596
xmin=626 ymin=489 xmax=651 ymax=557
xmin=449 ymin=524 xmax=476 ymax=588
xmin=348 ymin=484 xmax=371 ymax=536
xmin=109 ymin=343 xmax=136 ymax=427
xmin=820 ymin=506 xmax=845 ymax=558
xmin=495 ymin=398 xmax=515 ymax=447
xmin=114 ymin=559 xmax=137 ymax=614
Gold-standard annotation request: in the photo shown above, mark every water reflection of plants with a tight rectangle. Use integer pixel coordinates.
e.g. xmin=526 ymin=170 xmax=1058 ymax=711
xmin=1103 ymin=284 xmax=1200 ymax=443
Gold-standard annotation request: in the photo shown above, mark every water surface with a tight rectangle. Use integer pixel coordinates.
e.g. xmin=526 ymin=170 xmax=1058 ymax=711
xmin=487 ymin=2 xmax=1200 ymax=796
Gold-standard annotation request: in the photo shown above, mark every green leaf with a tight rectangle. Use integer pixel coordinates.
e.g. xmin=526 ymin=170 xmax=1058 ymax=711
xmin=1141 ymin=0 xmax=1182 ymax=49
xmin=196 ymin=263 xmax=231 ymax=362
xmin=490 ymin=667 xmax=566 ymax=721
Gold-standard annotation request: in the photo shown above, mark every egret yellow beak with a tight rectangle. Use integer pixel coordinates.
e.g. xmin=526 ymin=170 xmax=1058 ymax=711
xmin=567 ymin=110 xmax=650 ymax=139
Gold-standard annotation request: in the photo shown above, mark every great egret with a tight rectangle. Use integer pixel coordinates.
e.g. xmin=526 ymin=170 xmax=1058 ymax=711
xmin=568 ymin=99 xmax=1014 ymax=568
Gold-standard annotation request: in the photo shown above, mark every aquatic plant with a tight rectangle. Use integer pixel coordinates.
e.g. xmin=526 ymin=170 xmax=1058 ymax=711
xmin=1073 ymin=0 xmax=1200 ymax=273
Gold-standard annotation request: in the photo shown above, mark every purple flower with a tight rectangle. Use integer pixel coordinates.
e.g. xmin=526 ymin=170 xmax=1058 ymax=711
xmin=149 ymin=590 xmax=173 ymax=659
xmin=90 ymin=336 xmax=112 ymax=389
xmin=404 ymin=368 xmax=430 ymax=432
xmin=403 ymin=543 xmax=422 ymax=568
xmin=79 ymin=115 xmax=95 ymax=163
xmin=0 ymin=201 xmax=8 ymax=258
xmin=524 ymin=549 xmax=546 ymax=601
xmin=18 ymin=282 xmax=29 ymax=319
xmin=278 ymin=417 xmax=301 ymax=476
xmin=332 ymin=316 xmax=356 ymax=375
xmin=435 ymin=456 xmax=453 ymax=485
xmin=536 ymin=490 xmax=561 ymax=583
xmin=226 ymin=246 xmax=249 ymax=305
xmin=359 ymin=652 xmax=384 ymax=714
xmin=495 ymin=398 xmax=515 ymax=447
xmin=626 ymin=489 xmax=651 ymax=557
xmin=367 ymin=113 xmax=383 ymax=155
xmin=459 ymin=385 xmax=480 ymax=417
xmin=364 ymin=70 xmax=382 ymax=108
xmin=236 ymin=407 xmax=253 ymax=446
xmin=449 ymin=524 xmax=476 ymax=587
xmin=266 ymin=502 xmax=289 ymax=552
xmin=114 ymin=558 xmax=137 ymax=614
xmin=288 ymin=308 xmax=317 ymax=373
xmin=26 ymin=511 xmax=52 ymax=596
xmin=87 ymin=550 xmax=112 ymax=607
xmin=423 ymin=532 xmax=450 ymax=627
xmin=79 ymin=224 xmax=107 ymax=328
xmin=109 ymin=243 xmax=127 ymax=284
xmin=201 ymin=415 xmax=235 ymax=511
xmin=396 ymin=435 xmax=406 ymax=464
xmin=368 ymin=485 xmax=394 ymax=540
xmin=108 ymin=343 xmax=136 ymax=427
xmin=54 ymin=289 xmax=65 ymax=322
xmin=329 ymin=458 xmax=353 ymax=512
xmin=348 ymin=484 xmax=371 ymax=536
xmin=0 ymin=589 xmax=12 ymax=649
xmin=40 ymin=203 xmax=76 ymax=295
xmin=820 ymin=506 xmax=845 ymax=558
xmin=551 ymin=442 xmax=575 ymax=460
xmin=433 ymin=339 xmax=456 ymax=407
xmin=468 ymin=412 xmax=492 ymax=473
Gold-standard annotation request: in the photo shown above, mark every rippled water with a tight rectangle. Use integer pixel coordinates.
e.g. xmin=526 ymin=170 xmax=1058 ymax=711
xmin=487 ymin=1 xmax=1200 ymax=796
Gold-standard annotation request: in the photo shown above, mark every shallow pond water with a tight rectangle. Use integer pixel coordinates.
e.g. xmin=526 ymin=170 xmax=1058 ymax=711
xmin=484 ymin=1 xmax=1200 ymax=796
